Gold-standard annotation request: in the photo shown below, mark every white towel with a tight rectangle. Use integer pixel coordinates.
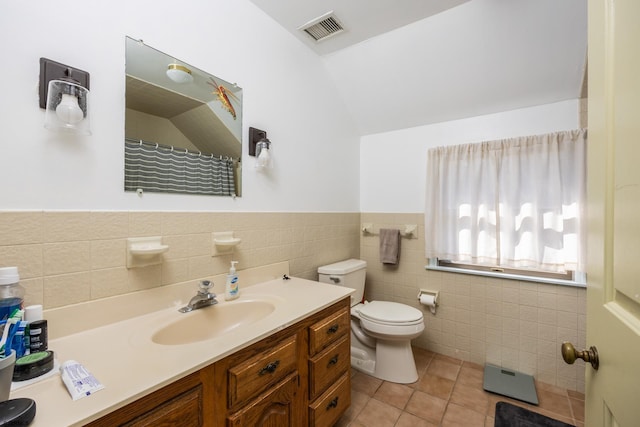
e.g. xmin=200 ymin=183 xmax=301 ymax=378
xmin=379 ymin=228 xmax=401 ymax=265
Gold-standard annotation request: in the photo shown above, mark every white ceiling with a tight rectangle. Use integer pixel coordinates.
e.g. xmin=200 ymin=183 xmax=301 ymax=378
xmin=249 ymin=0 xmax=588 ymax=136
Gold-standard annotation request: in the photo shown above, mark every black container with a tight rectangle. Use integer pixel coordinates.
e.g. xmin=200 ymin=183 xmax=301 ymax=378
xmin=12 ymin=350 xmax=54 ymax=382
xmin=28 ymin=320 xmax=48 ymax=352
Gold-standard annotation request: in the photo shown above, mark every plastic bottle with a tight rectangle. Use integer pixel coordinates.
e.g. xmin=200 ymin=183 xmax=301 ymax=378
xmin=225 ymin=261 xmax=239 ymax=300
xmin=0 ymin=267 xmax=25 ymax=328
xmin=25 ymin=305 xmax=48 ymax=353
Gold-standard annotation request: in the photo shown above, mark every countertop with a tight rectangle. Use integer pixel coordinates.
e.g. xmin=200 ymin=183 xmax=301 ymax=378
xmin=9 ymin=274 xmax=353 ymax=426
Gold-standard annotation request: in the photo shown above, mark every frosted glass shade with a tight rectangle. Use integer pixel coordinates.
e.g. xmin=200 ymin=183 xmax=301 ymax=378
xmin=166 ymin=64 xmax=193 ymax=84
xmin=255 ymin=140 xmax=272 ymax=170
xmin=44 ymin=79 xmax=91 ymax=135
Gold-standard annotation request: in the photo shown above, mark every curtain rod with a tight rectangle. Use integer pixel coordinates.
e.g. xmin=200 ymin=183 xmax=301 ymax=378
xmin=124 ymin=137 xmax=237 ymax=162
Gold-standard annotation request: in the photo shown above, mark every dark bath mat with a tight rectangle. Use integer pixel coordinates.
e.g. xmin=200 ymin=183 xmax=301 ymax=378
xmin=494 ymin=401 xmax=575 ymax=427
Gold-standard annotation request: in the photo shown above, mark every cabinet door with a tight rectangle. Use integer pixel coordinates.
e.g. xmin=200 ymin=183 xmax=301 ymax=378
xmin=121 ymin=387 xmax=203 ymax=427
xmin=227 ymin=373 xmax=299 ymax=427
xmin=86 ymin=366 xmax=215 ymax=427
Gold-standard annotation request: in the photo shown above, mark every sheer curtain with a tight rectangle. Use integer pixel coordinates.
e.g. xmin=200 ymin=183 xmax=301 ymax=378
xmin=425 ymin=129 xmax=586 ymax=273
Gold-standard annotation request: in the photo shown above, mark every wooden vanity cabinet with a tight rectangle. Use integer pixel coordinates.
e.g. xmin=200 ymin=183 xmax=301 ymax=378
xmin=307 ymin=306 xmax=351 ymax=427
xmin=215 ymin=331 xmax=304 ymax=427
xmin=85 ymin=364 xmax=216 ymax=427
xmin=89 ymin=297 xmax=350 ymax=427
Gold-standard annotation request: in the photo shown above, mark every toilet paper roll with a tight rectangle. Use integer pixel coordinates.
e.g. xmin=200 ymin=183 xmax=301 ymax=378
xmin=419 ymin=294 xmax=436 ymax=308
xmin=419 ymin=294 xmax=437 ymax=314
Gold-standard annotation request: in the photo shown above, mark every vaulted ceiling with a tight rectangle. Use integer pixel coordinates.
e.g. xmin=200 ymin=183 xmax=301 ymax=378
xmin=249 ymin=0 xmax=588 ymax=135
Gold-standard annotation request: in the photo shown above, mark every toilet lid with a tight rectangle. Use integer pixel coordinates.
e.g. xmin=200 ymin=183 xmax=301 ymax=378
xmin=357 ymin=301 xmax=423 ymax=324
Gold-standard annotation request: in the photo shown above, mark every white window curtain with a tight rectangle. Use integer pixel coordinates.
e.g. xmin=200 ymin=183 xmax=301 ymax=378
xmin=425 ymin=129 xmax=586 ymax=273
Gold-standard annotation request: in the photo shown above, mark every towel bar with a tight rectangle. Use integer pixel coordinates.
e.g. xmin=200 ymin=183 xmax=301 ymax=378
xmin=361 ymin=224 xmax=417 ymax=239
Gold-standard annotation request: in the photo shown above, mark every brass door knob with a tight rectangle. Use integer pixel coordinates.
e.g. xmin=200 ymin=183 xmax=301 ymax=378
xmin=561 ymin=342 xmax=599 ymax=370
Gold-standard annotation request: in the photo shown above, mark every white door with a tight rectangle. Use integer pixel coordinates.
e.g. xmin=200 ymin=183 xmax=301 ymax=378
xmin=583 ymin=0 xmax=640 ymax=426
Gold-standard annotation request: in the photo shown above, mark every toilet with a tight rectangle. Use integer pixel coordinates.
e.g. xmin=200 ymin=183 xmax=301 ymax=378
xmin=318 ymin=259 xmax=424 ymax=383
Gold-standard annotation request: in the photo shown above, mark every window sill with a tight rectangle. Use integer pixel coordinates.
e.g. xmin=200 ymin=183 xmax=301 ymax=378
xmin=425 ymin=264 xmax=586 ymax=288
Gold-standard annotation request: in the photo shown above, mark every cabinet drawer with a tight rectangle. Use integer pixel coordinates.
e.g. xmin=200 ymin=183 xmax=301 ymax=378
xmin=228 ymin=334 xmax=297 ymax=409
xmin=309 ymin=335 xmax=350 ymax=400
xmin=309 ymin=372 xmax=350 ymax=427
xmin=308 ymin=307 xmax=349 ymax=355
xmin=227 ymin=373 xmax=299 ymax=427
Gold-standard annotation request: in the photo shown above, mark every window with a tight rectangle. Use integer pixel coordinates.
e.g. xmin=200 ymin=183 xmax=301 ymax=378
xmin=424 ymin=129 xmax=586 ymax=285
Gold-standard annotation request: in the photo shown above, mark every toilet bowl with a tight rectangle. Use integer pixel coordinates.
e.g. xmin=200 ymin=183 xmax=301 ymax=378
xmin=318 ymin=259 xmax=425 ymax=383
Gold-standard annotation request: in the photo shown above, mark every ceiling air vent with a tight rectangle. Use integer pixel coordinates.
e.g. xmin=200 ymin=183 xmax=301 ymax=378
xmin=299 ymin=11 xmax=344 ymax=42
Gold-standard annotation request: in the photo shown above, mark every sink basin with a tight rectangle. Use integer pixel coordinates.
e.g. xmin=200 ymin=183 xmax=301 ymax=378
xmin=152 ymin=299 xmax=276 ymax=345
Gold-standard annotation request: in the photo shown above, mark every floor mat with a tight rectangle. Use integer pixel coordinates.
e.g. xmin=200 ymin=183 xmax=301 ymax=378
xmin=494 ymin=401 xmax=575 ymax=427
xmin=483 ymin=364 xmax=539 ymax=405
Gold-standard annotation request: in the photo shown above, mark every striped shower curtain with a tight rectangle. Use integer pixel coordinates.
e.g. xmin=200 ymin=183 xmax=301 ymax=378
xmin=124 ymin=140 xmax=236 ymax=196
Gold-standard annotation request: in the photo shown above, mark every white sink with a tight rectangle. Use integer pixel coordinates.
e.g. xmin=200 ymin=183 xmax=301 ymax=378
xmin=151 ymin=299 xmax=276 ymax=345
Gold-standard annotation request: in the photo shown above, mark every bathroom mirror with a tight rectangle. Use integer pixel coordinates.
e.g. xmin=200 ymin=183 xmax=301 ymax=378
xmin=124 ymin=36 xmax=242 ymax=196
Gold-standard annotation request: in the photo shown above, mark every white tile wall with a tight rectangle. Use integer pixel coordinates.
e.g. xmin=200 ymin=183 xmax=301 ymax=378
xmin=361 ymin=212 xmax=587 ymax=393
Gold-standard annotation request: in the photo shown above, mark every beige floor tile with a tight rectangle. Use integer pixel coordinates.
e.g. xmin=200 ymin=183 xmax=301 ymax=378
xmin=373 ymin=381 xmax=414 ymax=410
xmin=426 ymin=358 xmax=461 ymax=381
xmin=352 ymin=398 xmax=401 ymax=427
xmin=456 ymin=365 xmax=484 ymax=389
xmin=336 ymin=347 xmax=583 ymax=427
xmin=537 ymin=388 xmax=573 ymax=419
xmin=413 ymin=347 xmax=435 ymax=373
xmin=463 ymin=360 xmax=484 ymax=371
xmin=395 ymin=412 xmax=437 ymax=427
xmin=339 ymin=389 xmax=369 ymax=424
xmin=351 ymin=371 xmax=383 ymax=396
xmin=570 ymin=397 xmax=585 ymax=421
xmin=441 ymin=402 xmax=486 ymax=426
xmin=450 ymin=382 xmax=491 ymax=415
xmin=568 ymin=389 xmax=585 ymax=400
xmin=405 ymin=390 xmax=447 ymax=425
xmin=435 ymin=353 xmax=463 ymax=365
xmin=415 ymin=373 xmax=455 ymax=400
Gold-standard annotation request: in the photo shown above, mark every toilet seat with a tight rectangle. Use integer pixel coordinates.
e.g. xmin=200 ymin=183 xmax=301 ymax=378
xmin=357 ymin=301 xmax=423 ymax=326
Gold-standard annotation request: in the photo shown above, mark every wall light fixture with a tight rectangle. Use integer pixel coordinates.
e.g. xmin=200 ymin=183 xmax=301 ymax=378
xmin=249 ymin=127 xmax=273 ymax=170
xmin=39 ymin=58 xmax=91 ymax=135
xmin=166 ymin=64 xmax=193 ymax=84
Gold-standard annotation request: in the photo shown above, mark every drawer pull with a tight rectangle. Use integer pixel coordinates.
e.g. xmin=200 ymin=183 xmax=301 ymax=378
xmin=327 ymin=324 xmax=339 ymax=334
xmin=326 ymin=397 xmax=339 ymax=410
xmin=327 ymin=355 xmax=339 ymax=367
xmin=259 ymin=360 xmax=280 ymax=376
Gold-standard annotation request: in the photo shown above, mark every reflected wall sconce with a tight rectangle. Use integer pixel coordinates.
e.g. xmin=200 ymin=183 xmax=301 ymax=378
xmin=166 ymin=64 xmax=193 ymax=84
xmin=249 ymin=127 xmax=272 ymax=170
xmin=39 ymin=58 xmax=91 ymax=135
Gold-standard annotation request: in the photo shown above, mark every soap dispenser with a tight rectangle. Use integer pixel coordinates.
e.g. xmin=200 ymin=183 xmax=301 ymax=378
xmin=225 ymin=261 xmax=239 ymax=300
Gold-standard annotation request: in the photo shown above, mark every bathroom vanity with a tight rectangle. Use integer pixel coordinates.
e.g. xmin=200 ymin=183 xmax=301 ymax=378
xmin=9 ymin=265 xmax=353 ymax=427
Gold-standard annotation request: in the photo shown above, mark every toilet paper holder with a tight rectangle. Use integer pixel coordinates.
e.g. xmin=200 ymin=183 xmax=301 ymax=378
xmin=417 ymin=289 xmax=439 ymax=314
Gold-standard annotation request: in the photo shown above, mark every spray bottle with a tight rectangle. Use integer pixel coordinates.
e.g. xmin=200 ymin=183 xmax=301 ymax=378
xmin=225 ymin=261 xmax=239 ymax=300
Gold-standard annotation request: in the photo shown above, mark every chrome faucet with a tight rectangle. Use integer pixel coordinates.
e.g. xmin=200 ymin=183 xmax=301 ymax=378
xmin=179 ymin=280 xmax=218 ymax=313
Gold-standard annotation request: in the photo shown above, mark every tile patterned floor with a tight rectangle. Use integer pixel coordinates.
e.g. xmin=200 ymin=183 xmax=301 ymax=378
xmin=336 ymin=347 xmax=585 ymax=427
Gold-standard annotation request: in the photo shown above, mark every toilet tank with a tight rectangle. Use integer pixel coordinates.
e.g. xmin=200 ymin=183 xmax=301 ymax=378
xmin=318 ymin=259 xmax=367 ymax=307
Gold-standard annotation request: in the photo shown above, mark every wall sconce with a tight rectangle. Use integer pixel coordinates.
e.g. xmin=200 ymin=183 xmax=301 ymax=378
xmin=39 ymin=58 xmax=91 ymax=135
xmin=249 ymin=127 xmax=272 ymax=170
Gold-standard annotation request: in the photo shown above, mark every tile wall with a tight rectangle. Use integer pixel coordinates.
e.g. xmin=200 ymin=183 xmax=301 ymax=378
xmin=0 ymin=209 xmax=586 ymax=392
xmin=0 ymin=211 xmax=359 ymax=309
xmin=360 ymin=213 xmax=587 ymax=393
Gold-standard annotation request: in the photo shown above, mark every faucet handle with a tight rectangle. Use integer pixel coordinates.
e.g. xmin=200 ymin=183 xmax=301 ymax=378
xmin=199 ymin=280 xmax=213 ymax=293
